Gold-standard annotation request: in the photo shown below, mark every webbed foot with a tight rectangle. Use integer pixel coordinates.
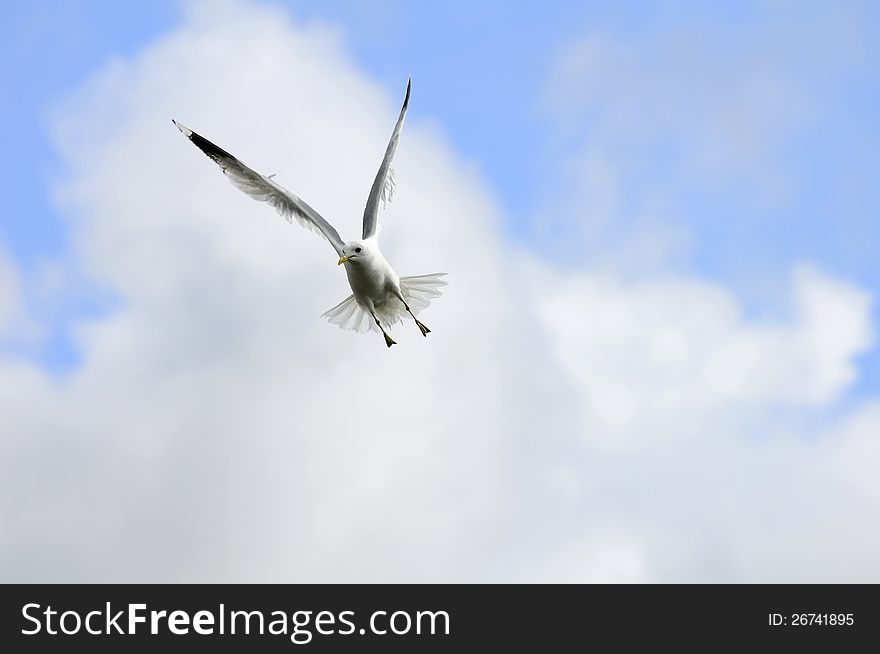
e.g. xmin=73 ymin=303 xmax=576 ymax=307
xmin=415 ymin=319 xmax=431 ymax=337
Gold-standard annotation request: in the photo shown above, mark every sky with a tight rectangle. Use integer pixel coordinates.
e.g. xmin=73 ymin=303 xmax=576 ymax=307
xmin=0 ymin=0 xmax=879 ymax=582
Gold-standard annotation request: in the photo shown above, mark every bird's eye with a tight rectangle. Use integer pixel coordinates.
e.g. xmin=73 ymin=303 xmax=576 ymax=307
xmin=355 ymin=247 xmax=362 ymax=253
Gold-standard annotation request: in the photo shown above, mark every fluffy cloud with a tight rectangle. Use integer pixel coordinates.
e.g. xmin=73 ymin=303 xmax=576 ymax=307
xmin=533 ymin=264 xmax=872 ymax=446
xmin=1 ymin=0 xmax=878 ymax=582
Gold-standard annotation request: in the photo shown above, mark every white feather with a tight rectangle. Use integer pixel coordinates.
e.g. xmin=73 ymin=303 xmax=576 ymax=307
xmin=322 ymin=273 xmax=447 ymax=333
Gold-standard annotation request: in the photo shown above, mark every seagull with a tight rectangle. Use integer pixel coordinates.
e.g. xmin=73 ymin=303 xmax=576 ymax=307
xmin=172 ymin=79 xmax=446 ymax=348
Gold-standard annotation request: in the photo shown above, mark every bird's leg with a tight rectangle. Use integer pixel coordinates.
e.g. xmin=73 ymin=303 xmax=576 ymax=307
xmin=371 ymin=311 xmax=396 ymax=348
xmin=404 ymin=301 xmax=430 ymax=337
xmin=411 ymin=311 xmax=430 ymax=337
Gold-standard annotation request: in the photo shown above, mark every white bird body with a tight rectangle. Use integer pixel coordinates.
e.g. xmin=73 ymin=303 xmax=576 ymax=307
xmin=173 ymin=79 xmax=446 ymax=347
xmin=342 ymin=238 xmax=399 ymax=306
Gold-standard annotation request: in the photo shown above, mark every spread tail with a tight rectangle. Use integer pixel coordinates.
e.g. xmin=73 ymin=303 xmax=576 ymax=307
xmin=322 ymin=273 xmax=448 ymax=333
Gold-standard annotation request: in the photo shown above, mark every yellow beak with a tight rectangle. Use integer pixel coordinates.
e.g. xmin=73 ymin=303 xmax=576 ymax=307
xmin=338 ymin=254 xmax=352 ymax=265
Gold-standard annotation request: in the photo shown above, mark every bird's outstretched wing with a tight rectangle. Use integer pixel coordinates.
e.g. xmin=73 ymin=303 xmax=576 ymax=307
xmin=362 ymin=79 xmax=410 ymax=240
xmin=172 ymin=120 xmax=345 ymax=255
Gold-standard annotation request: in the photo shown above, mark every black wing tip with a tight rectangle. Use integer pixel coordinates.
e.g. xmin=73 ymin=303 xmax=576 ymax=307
xmin=403 ymin=78 xmax=411 ymax=110
xmin=172 ymin=120 xmax=234 ymax=163
xmin=172 ymin=118 xmax=194 ymax=139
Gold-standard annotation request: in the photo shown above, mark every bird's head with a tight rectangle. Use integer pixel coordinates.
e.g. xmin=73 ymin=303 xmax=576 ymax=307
xmin=338 ymin=240 xmax=371 ymax=266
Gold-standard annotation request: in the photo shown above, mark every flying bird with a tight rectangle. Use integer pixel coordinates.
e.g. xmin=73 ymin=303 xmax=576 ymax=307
xmin=172 ymin=79 xmax=446 ymax=347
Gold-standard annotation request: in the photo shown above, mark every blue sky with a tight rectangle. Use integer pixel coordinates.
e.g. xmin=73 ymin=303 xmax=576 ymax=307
xmin=2 ymin=0 xmax=878 ymax=390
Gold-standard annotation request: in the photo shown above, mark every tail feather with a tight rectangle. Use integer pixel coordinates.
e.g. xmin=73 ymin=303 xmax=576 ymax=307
xmin=399 ymin=273 xmax=447 ymax=315
xmin=321 ymin=294 xmax=375 ymax=333
xmin=322 ymin=273 xmax=448 ymax=333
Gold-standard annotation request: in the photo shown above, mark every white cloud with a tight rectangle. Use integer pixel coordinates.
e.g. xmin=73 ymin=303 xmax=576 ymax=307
xmin=532 ymin=263 xmax=873 ymax=447
xmin=1 ymin=0 xmax=878 ymax=582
